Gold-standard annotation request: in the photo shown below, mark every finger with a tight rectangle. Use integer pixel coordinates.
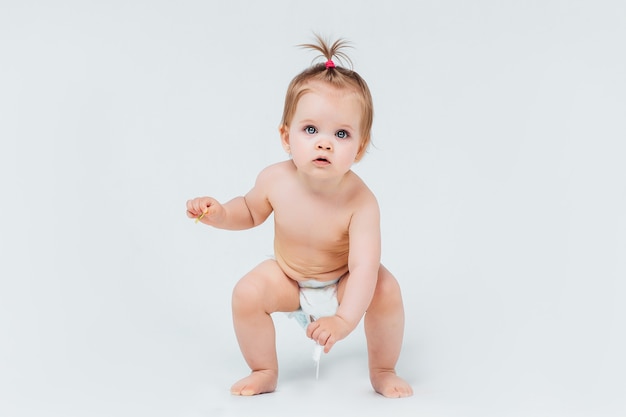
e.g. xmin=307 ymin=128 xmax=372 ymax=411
xmin=187 ymin=200 xmax=202 ymax=217
xmin=195 ymin=207 xmax=212 ymax=223
xmin=186 ymin=207 xmax=200 ymax=218
xmin=315 ymin=330 xmax=330 ymax=346
xmin=323 ymin=336 xmax=336 ymax=353
xmin=306 ymin=322 xmax=319 ymax=339
xmin=188 ymin=207 xmax=203 ymax=218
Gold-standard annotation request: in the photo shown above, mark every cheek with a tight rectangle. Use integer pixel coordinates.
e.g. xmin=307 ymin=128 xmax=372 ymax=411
xmin=289 ymin=130 xmax=305 ymax=145
xmin=289 ymin=135 xmax=305 ymax=153
xmin=288 ymin=137 xmax=309 ymax=160
xmin=338 ymin=144 xmax=360 ymax=164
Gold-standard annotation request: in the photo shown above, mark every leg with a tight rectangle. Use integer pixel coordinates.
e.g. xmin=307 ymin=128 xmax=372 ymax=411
xmin=363 ymin=265 xmax=413 ymax=397
xmin=229 ymin=259 xmax=300 ymax=396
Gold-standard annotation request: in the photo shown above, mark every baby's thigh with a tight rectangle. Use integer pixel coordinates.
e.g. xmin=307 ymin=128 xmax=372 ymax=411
xmin=233 ymin=259 xmax=300 ymax=313
xmin=336 ymin=264 xmax=400 ymax=305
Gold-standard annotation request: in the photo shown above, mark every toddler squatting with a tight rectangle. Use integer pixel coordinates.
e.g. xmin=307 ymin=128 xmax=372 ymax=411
xmin=186 ymin=35 xmax=413 ymax=398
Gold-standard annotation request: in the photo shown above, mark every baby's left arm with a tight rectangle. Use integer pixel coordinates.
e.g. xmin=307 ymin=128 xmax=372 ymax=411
xmin=307 ymin=197 xmax=381 ymax=352
xmin=337 ymin=196 xmax=381 ymax=329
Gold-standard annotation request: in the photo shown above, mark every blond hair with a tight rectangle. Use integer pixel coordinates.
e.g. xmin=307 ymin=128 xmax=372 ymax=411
xmin=280 ymin=34 xmax=374 ymax=161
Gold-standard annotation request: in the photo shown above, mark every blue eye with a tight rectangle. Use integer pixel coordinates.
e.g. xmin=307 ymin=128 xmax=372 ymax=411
xmin=305 ymin=126 xmax=317 ymax=134
xmin=336 ymin=130 xmax=349 ymax=139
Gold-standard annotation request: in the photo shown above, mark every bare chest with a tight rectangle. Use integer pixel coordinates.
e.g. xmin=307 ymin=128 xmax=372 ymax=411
xmin=280 ymin=202 xmax=349 ymax=242
xmin=271 ymin=188 xmax=352 ymax=248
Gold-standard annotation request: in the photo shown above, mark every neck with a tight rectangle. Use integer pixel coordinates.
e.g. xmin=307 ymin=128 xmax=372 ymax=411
xmin=296 ymin=170 xmax=351 ymax=197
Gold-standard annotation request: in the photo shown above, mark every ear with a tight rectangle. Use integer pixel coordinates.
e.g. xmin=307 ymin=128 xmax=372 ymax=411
xmin=279 ymin=124 xmax=291 ymax=154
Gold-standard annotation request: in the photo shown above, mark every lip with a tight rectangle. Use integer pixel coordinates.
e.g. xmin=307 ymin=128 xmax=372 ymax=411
xmin=312 ymin=156 xmax=331 ymax=166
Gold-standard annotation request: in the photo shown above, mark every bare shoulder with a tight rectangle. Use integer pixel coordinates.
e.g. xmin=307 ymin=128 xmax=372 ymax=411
xmin=248 ymin=162 xmax=291 ymax=198
xmin=245 ymin=161 xmax=293 ymax=203
xmin=346 ymin=171 xmax=379 ymax=210
xmin=349 ymin=171 xmax=378 ymax=204
xmin=255 ymin=160 xmax=295 ymax=185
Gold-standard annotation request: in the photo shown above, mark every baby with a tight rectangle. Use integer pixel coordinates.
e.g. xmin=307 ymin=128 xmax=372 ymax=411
xmin=186 ymin=35 xmax=413 ymax=398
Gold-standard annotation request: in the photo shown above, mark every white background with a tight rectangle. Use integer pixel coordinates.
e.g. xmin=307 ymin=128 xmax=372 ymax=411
xmin=1 ymin=1 xmax=625 ymax=416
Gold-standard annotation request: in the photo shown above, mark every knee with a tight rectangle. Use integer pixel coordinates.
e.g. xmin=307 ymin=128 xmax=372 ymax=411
xmin=370 ymin=268 xmax=403 ymax=311
xmin=232 ymin=276 xmax=263 ymax=314
xmin=377 ymin=267 xmax=401 ymax=297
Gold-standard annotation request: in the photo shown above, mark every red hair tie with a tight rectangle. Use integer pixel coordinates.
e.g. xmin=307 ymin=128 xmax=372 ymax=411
xmin=325 ymin=60 xmax=335 ymax=69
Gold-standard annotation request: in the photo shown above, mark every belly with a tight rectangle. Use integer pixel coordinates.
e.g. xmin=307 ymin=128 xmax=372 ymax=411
xmin=274 ymin=241 xmax=349 ymax=282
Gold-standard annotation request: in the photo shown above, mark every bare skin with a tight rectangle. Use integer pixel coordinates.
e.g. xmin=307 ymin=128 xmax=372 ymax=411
xmin=229 ymin=261 xmax=412 ymax=397
xmin=187 ymin=82 xmax=412 ymax=398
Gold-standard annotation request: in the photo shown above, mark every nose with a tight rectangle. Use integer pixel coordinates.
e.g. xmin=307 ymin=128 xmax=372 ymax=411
xmin=316 ymin=139 xmax=333 ymax=151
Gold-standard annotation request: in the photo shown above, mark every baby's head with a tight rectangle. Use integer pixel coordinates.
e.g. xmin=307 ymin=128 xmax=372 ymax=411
xmin=280 ymin=35 xmax=373 ymax=161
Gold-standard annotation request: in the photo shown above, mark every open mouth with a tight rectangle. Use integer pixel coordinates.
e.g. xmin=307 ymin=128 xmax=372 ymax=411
xmin=313 ymin=157 xmax=331 ymax=165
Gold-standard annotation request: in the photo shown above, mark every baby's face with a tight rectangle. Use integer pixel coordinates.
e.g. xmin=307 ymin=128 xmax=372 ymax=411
xmin=282 ymin=81 xmax=364 ymax=180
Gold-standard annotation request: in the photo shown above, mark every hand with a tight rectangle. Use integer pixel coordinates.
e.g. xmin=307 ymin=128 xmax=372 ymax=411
xmin=186 ymin=196 xmax=224 ymax=225
xmin=306 ymin=315 xmax=352 ymax=354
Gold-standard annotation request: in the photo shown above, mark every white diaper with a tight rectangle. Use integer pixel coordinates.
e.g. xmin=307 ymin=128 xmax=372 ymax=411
xmin=287 ymin=276 xmax=346 ymax=379
xmin=288 ymin=277 xmax=341 ymax=329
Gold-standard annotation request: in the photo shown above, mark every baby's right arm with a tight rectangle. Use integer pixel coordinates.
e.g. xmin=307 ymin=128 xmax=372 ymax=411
xmin=186 ymin=167 xmax=275 ymax=230
xmin=186 ymin=195 xmax=261 ymax=230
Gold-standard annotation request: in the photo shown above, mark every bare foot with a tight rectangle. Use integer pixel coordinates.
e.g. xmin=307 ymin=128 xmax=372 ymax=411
xmin=370 ymin=370 xmax=413 ymax=398
xmin=230 ymin=370 xmax=278 ymax=396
